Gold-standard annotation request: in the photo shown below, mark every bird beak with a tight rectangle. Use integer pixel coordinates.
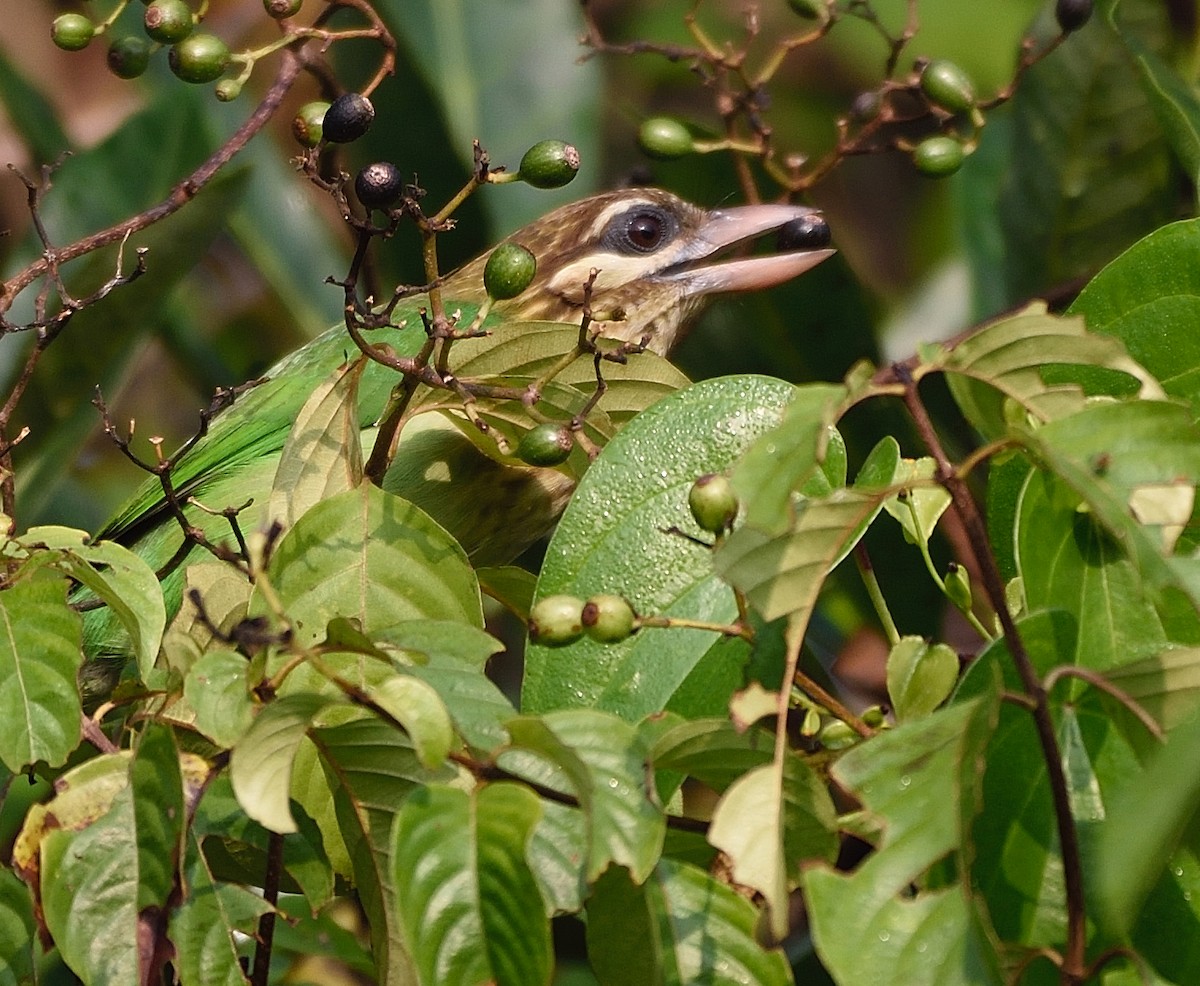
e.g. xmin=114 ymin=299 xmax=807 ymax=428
xmin=658 ymin=204 xmax=835 ymax=297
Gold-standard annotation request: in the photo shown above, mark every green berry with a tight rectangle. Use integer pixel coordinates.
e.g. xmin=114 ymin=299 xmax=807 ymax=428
xmin=517 ymin=423 xmax=573 ymax=467
xmin=144 ymin=0 xmax=194 ymax=45
xmin=787 ymin=0 xmax=828 ymax=21
xmin=529 ymin=595 xmax=584 ymax=647
xmin=944 ymin=562 xmax=972 ymax=612
xmin=322 ymin=93 xmax=374 ymax=143
xmin=168 ymin=34 xmax=229 ymax=84
xmin=818 ymin=720 xmax=856 ymax=750
xmin=355 ymin=162 xmax=404 ymax=210
xmin=920 ymin=60 xmax=976 ymax=114
xmin=637 ymin=117 xmax=695 ymax=160
xmin=582 ymin=595 xmax=636 ymax=643
xmin=292 ymin=101 xmax=330 ymax=148
xmin=263 ymin=0 xmax=303 ymax=18
xmin=484 ymin=242 xmax=537 ymax=300
xmin=912 ymin=136 xmax=965 ymax=177
xmin=215 ymin=79 xmax=242 ymax=102
xmin=107 ymin=36 xmax=151 ymax=79
xmin=861 ymin=705 xmax=888 ymax=728
xmin=517 ymin=140 xmax=581 ymax=189
xmin=51 ymin=14 xmax=95 ymax=51
xmin=688 ymin=473 xmax=738 ymax=534
xmin=1055 ymin=0 xmax=1093 ymax=32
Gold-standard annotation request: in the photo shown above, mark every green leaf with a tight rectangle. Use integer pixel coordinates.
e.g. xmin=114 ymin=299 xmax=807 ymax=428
xmin=0 ymin=867 xmax=36 ymax=986
xmin=879 ymin=458 xmax=952 ymax=547
xmin=261 ymin=482 xmax=483 ymax=647
xmin=185 ymin=649 xmax=256 ymax=748
xmin=525 ymin=799 xmax=587 ymax=916
xmin=586 ymin=860 xmax=792 ymax=986
xmin=649 ymin=719 xmax=774 ymax=794
xmin=886 ymin=636 xmax=960 ymax=720
xmin=0 ymin=575 xmax=83 ymax=771
xmin=995 ymin=0 xmax=1176 ymax=301
xmin=477 ymin=565 xmax=537 ymax=619
xmin=0 ymin=49 xmax=71 ymax=162
xmin=231 ymin=693 xmax=336 ymax=834
xmin=523 ymin=375 xmax=797 ymax=720
xmin=503 ymin=710 xmax=665 ymax=883
xmin=131 ymin=724 xmax=185 ymax=911
xmin=707 ymin=755 xmax=838 ymax=940
xmin=357 ymin=672 xmax=454 ymax=769
xmin=267 ymin=360 xmax=366 ymax=529
xmin=1104 ymin=646 xmax=1200 ymax=730
xmin=392 ymin=783 xmax=551 ymax=986
xmin=805 ymin=694 xmax=1003 ymax=985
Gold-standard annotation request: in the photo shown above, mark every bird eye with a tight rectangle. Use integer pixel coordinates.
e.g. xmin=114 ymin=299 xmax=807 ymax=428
xmin=602 ymin=206 xmax=677 ymax=255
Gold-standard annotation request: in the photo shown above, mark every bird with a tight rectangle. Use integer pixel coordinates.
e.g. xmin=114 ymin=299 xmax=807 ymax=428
xmin=82 ymin=187 xmax=833 ymax=666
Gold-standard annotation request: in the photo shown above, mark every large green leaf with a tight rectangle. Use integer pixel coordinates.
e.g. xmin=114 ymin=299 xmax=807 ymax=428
xmin=523 ymin=375 xmax=797 ymax=720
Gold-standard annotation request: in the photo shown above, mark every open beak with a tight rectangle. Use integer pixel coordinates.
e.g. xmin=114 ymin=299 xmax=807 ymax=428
xmin=660 ymin=203 xmax=835 ymax=296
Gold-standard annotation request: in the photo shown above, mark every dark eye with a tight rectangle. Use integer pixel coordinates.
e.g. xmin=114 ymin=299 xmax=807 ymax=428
xmin=602 ymin=206 xmax=677 ymax=254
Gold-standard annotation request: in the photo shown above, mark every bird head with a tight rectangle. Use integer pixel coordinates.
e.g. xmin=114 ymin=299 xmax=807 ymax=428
xmin=448 ymin=188 xmax=834 ymax=354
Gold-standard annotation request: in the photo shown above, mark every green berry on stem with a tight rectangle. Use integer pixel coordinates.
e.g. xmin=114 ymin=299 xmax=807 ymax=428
xmin=517 ymin=423 xmax=573 ymax=467
xmin=912 ymin=135 xmax=965 ymax=177
xmin=355 ymin=162 xmax=404 ymax=210
xmin=517 ymin=140 xmax=581 ymax=189
xmin=637 ymin=117 xmax=694 ymax=160
xmin=1055 ymin=0 xmax=1093 ymax=32
xmin=263 ymin=0 xmax=303 ymax=18
xmin=818 ymin=719 xmax=856 ymax=750
xmin=168 ymin=34 xmax=229 ymax=84
xmin=529 ymin=595 xmax=585 ymax=647
xmin=484 ymin=242 xmax=537 ymax=300
xmin=582 ymin=595 xmax=636 ymax=643
xmin=688 ymin=473 xmax=738 ymax=534
xmin=920 ymin=60 xmax=976 ymax=114
xmin=144 ymin=0 xmax=194 ymax=45
xmin=215 ymin=78 xmax=242 ymax=102
xmin=322 ymin=93 xmax=375 ymax=143
xmin=51 ymin=14 xmax=95 ymax=51
xmin=292 ymin=101 xmax=330 ymax=148
xmin=107 ymin=36 xmax=151 ymax=79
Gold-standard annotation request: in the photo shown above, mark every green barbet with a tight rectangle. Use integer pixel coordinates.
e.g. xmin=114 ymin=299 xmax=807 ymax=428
xmin=84 ymin=188 xmax=832 ymax=667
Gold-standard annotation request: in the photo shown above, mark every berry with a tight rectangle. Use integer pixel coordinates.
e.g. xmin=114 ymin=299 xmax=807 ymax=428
xmin=263 ymin=0 xmax=303 ymax=18
xmin=355 ymin=162 xmax=404 ymax=210
xmin=529 ymin=595 xmax=584 ymax=647
xmin=818 ymin=720 xmax=856 ymax=750
xmin=292 ymin=101 xmax=330 ymax=148
xmin=144 ymin=0 xmax=194 ymax=45
xmin=849 ymin=90 xmax=882 ymax=122
xmin=483 ymin=242 xmax=537 ymax=300
xmin=637 ymin=117 xmax=694 ymax=160
xmin=517 ymin=140 xmax=581 ymax=189
xmin=322 ymin=93 xmax=375 ymax=143
xmin=168 ymin=34 xmax=230 ymax=84
xmin=920 ymin=60 xmax=976 ymax=114
xmin=517 ymin=424 xmax=573 ymax=467
xmin=787 ymin=0 xmax=828 ymax=20
xmin=582 ymin=595 xmax=636 ymax=643
xmin=51 ymin=14 xmax=94 ymax=51
xmin=688 ymin=473 xmax=738 ymax=534
xmin=912 ymin=136 xmax=965 ymax=177
xmin=776 ymin=213 xmax=831 ymax=251
xmin=215 ymin=79 xmax=242 ymax=102
xmin=1055 ymin=0 xmax=1093 ymax=32
xmin=107 ymin=36 xmax=151 ymax=79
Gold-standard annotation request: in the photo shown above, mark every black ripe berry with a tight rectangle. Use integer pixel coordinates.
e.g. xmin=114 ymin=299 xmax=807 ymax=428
xmin=323 ymin=93 xmax=375 ymax=144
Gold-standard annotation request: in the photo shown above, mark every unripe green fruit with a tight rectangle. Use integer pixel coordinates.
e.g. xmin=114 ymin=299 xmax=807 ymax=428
xmin=944 ymin=561 xmax=972 ymax=612
xmin=517 ymin=423 xmax=573 ymax=467
xmin=787 ymin=0 xmax=828 ymax=21
xmin=517 ymin=140 xmax=581 ymax=189
xmin=582 ymin=594 xmax=636 ymax=643
xmin=215 ymin=79 xmax=242 ymax=102
xmin=920 ymin=60 xmax=976 ymax=114
xmin=818 ymin=719 xmax=856 ymax=750
xmin=51 ymin=14 xmax=95 ymax=51
xmin=144 ymin=0 xmax=194 ymax=45
xmin=529 ymin=595 xmax=584 ymax=647
xmin=322 ymin=93 xmax=374 ymax=143
xmin=912 ymin=136 xmax=965 ymax=177
xmin=637 ymin=117 xmax=695 ymax=160
xmin=107 ymin=36 xmax=151 ymax=79
xmin=355 ymin=162 xmax=404 ymax=210
xmin=168 ymin=34 xmax=229 ymax=84
xmin=263 ymin=0 xmax=303 ymax=18
xmin=484 ymin=242 xmax=537 ymax=300
xmin=1055 ymin=0 xmax=1093 ymax=32
xmin=292 ymin=101 xmax=330 ymax=148
xmin=688 ymin=473 xmax=738 ymax=534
